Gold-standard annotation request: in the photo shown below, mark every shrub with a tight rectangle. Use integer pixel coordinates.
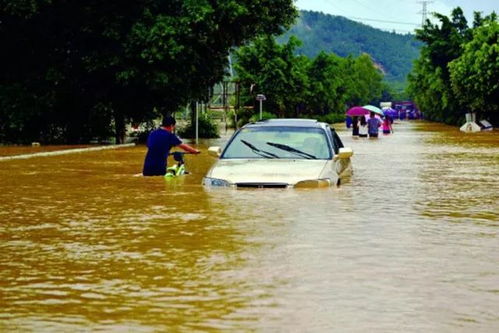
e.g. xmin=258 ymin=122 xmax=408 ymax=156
xmin=249 ymin=111 xmax=277 ymax=123
xmin=177 ymin=113 xmax=220 ymax=138
xmin=317 ymin=112 xmax=345 ymax=124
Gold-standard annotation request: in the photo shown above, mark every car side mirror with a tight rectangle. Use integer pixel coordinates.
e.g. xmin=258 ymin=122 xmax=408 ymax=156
xmin=336 ymin=147 xmax=353 ymax=159
xmin=208 ymin=146 xmax=222 ymax=157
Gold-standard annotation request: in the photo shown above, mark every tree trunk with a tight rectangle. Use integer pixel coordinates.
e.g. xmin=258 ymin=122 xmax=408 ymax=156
xmin=114 ymin=111 xmax=126 ymax=144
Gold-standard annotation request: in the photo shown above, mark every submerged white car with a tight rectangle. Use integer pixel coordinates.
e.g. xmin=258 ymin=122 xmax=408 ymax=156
xmin=203 ymin=119 xmax=353 ymax=188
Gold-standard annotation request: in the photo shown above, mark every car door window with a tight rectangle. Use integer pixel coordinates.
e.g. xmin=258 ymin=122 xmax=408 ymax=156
xmin=328 ymin=126 xmax=344 ymax=154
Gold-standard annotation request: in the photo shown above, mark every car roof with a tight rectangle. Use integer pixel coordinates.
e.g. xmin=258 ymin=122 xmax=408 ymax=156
xmin=243 ymin=118 xmax=328 ymax=129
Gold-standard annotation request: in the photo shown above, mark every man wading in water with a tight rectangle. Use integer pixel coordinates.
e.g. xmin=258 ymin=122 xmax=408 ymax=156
xmin=367 ymin=111 xmax=382 ymax=138
xmin=142 ymin=116 xmax=200 ymax=176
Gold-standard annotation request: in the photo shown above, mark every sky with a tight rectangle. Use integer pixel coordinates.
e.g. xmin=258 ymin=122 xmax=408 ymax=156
xmin=294 ymin=0 xmax=498 ymax=34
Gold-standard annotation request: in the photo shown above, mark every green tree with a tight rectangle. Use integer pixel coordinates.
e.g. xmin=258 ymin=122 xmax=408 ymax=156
xmin=306 ymin=52 xmax=346 ymax=115
xmin=416 ymin=7 xmax=470 ymax=79
xmin=449 ymin=20 xmax=498 ymax=123
xmin=342 ymin=54 xmax=383 ymax=107
xmin=408 ymin=8 xmax=497 ymax=125
xmin=408 ymin=7 xmax=471 ymax=124
xmin=234 ymin=36 xmax=308 ymax=120
xmin=235 ymin=36 xmax=385 ymax=122
xmin=0 ymin=0 xmax=297 ymax=143
xmin=408 ymin=60 xmax=457 ymax=123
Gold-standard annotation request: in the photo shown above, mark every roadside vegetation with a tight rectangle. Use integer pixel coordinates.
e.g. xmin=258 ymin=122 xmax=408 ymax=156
xmin=233 ymin=36 xmax=385 ymax=126
xmin=0 ymin=0 xmax=297 ymax=144
xmin=408 ymin=8 xmax=498 ymax=125
xmin=3 ymin=2 xmax=493 ymax=144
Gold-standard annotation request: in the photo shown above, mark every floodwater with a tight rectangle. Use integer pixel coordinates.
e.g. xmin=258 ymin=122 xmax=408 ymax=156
xmin=1 ymin=121 xmax=498 ymax=332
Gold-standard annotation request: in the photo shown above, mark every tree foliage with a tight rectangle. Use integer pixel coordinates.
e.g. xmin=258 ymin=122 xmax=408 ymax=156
xmin=234 ymin=36 xmax=309 ymax=120
xmin=407 ymin=7 xmax=498 ymax=125
xmin=0 ymin=0 xmax=297 ymax=143
xmin=449 ymin=21 xmax=499 ymax=118
xmin=234 ymin=36 xmax=384 ymax=124
xmin=307 ymin=52 xmax=346 ymax=115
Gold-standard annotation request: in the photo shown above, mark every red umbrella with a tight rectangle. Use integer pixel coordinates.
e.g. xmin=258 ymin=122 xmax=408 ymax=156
xmin=346 ymin=106 xmax=369 ymax=116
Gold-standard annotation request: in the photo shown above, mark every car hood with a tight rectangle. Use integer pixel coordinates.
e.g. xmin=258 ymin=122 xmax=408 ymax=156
xmin=207 ymin=159 xmax=329 ymax=185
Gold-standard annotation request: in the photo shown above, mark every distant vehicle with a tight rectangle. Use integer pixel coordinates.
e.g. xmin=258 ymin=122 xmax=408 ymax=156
xmin=203 ymin=119 xmax=353 ymax=189
xmin=392 ymin=101 xmax=421 ymax=119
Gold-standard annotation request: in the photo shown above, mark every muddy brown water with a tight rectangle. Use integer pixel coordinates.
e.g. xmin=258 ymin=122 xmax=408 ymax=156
xmin=1 ymin=121 xmax=498 ymax=332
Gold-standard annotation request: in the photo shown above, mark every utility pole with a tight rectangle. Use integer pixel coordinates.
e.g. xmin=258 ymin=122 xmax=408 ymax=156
xmin=417 ymin=0 xmax=433 ymax=27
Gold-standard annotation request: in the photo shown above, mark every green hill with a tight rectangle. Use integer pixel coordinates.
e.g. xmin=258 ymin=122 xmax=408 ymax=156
xmin=278 ymin=10 xmax=422 ymax=82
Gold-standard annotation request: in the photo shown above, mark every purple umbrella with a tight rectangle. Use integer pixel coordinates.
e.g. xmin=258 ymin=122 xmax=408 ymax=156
xmin=346 ymin=106 xmax=369 ymax=116
xmin=382 ymin=107 xmax=398 ymax=118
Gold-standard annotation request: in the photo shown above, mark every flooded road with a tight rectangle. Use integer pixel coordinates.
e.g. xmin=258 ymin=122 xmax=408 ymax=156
xmin=1 ymin=121 xmax=498 ymax=332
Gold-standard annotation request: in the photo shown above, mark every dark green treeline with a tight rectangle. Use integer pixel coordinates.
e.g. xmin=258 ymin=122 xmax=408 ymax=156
xmin=0 ymin=0 xmax=297 ymax=143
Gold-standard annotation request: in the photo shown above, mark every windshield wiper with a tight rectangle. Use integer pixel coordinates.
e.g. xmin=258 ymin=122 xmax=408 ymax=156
xmin=266 ymin=142 xmax=316 ymax=159
xmin=241 ymin=140 xmax=279 ymax=159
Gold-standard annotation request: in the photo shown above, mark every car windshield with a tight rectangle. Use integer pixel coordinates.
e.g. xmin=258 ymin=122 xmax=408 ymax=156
xmin=222 ymin=126 xmax=331 ymax=159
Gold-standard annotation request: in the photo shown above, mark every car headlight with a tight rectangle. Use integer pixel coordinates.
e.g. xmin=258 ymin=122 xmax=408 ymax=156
xmin=203 ymin=177 xmax=231 ymax=187
xmin=294 ymin=179 xmax=331 ymax=188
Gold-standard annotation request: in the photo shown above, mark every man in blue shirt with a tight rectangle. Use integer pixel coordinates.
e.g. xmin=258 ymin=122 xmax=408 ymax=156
xmin=367 ymin=112 xmax=382 ymax=138
xmin=142 ymin=116 xmax=200 ymax=176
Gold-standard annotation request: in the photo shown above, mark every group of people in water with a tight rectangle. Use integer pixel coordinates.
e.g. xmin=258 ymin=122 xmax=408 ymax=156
xmin=350 ymin=112 xmax=393 ymax=138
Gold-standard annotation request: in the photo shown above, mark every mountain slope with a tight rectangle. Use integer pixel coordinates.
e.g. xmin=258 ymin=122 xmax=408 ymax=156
xmin=278 ymin=10 xmax=422 ymax=82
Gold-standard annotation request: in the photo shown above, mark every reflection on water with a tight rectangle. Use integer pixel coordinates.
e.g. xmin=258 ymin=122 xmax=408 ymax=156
xmin=1 ymin=121 xmax=498 ymax=331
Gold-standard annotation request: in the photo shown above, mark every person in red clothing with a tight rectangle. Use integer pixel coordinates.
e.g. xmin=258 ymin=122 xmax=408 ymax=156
xmin=142 ymin=116 xmax=200 ymax=176
xmin=382 ymin=115 xmax=393 ymax=134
